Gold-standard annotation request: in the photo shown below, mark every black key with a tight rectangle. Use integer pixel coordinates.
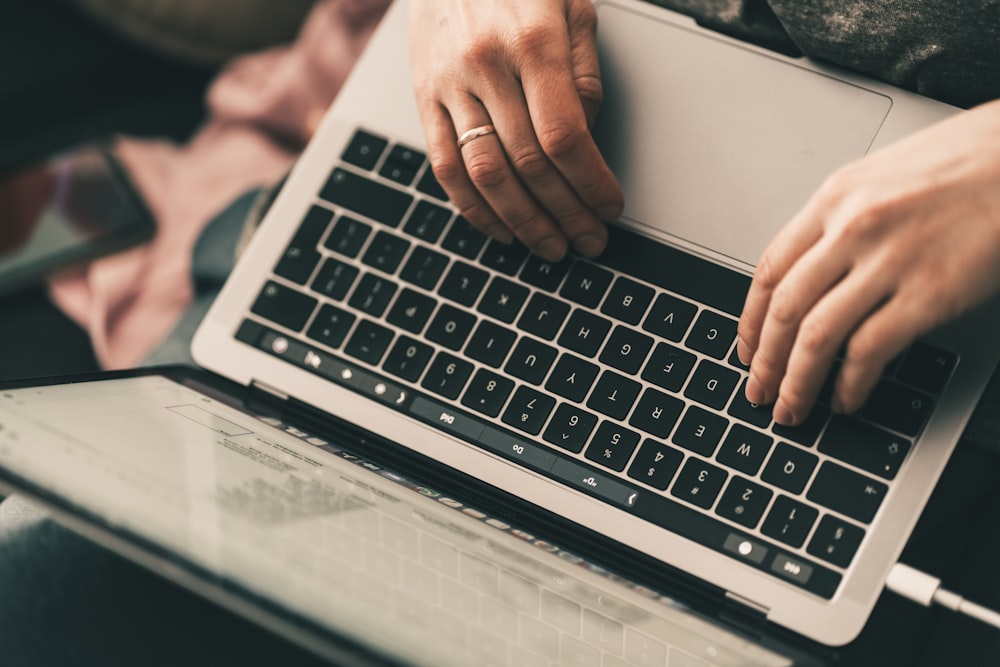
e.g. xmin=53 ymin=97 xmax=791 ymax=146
xmin=544 ymin=354 xmax=599 ymax=403
xmin=274 ymin=206 xmax=332 ymax=284
xmin=642 ymin=294 xmax=697 ymax=342
xmin=361 ymin=230 xmax=411 ymax=274
xmin=861 ymin=380 xmax=934 ymax=437
xmin=399 ymin=246 xmax=449 ymax=290
xmin=480 ymin=240 xmax=529 ymax=275
xmin=772 ymin=403 xmax=829 ymax=447
xmin=344 ymin=319 xmax=394 ymax=365
xmin=520 ymin=255 xmax=572 ymax=292
xmin=601 ymin=277 xmax=654 ymax=325
xmin=251 ymin=281 xmax=317 ymax=332
xmin=599 ymin=327 xmax=654 ymax=375
xmin=586 ymin=371 xmax=642 ymax=421
xmin=311 ymin=258 xmax=359 ymax=301
xmin=670 ymin=458 xmax=728 ymax=509
xmin=403 ymin=200 xmax=452 ymax=244
xmin=807 ymin=515 xmax=865 ymax=568
xmin=761 ymin=496 xmax=819 ymax=548
xmin=385 ymin=288 xmax=436 ymax=334
xmin=441 ymin=217 xmax=487 ymax=259
xmin=438 ymin=261 xmax=489 ymax=307
xmin=685 ymin=310 xmax=738 ymax=359
xmin=517 ymin=293 xmax=570 ymax=340
xmin=306 ymin=304 xmax=356 ymax=349
xmin=818 ymin=415 xmax=911 ymax=480
xmin=320 ymin=168 xmax=413 ymax=228
xmin=716 ymin=424 xmax=773 ymax=476
xmin=505 ymin=338 xmax=558 ymax=385
xmin=807 ymin=462 xmax=887 ymax=524
xmin=641 ymin=343 xmax=696 ymax=393
xmin=543 ymin=403 xmax=598 ymax=453
xmin=557 ymin=309 xmax=612 ymax=358
xmin=421 ymin=352 xmax=474 ymax=400
xmin=727 ymin=378 xmax=773 ymax=428
xmin=761 ymin=442 xmax=819 ymax=494
xmin=600 ymin=224 xmax=751 ymax=318
xmin=628 ymin=388 xmax=684 ymax=439
xmin=502 ymin=386 xmax=556 ymax=435
xmin=324 ymin=215 xmax=372 ymax=258
xmin=465 ymin=321 xmax=516 ymax=368
xmin=672 ymin=405 xmax=728 ymax=456
xmin=477 ymin=277 xmax=529 ymax=323
xmin=559 ymin=262 xmax=613 ymax=309
xmin=728 ymin=345 xmax=750 ymax=371
xmin=348 ymin=273 xmax=397 ymax=317
xmin=627 ymin=440 xmax=684 ymax=490
xmin=425 ymin=304 xmax=476 ymax=350
xmin=716 ymin=477 xmax=773 ymax=529
xmin=416 ymin=166 xmax=449 ymax=202
xmin=896 ymin=341 xmax=957 ymax=395
xmin=382 ymin=336 xmax=433 ymax=382
xmin=379 ymin=144 xmax=425 ymax=185
xmin=684 ymin=360 xmax=741 ymax=411
xmin=461 ymin=369 xmax=515 ymax=417
xmin=585 ymin=422 xmax=641 ymax=472
xmin=341 ymin=130 xmax=387 ymax=170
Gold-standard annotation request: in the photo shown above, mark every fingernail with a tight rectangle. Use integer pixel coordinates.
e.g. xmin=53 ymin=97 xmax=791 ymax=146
xmin=773 ymin=398 xmax=796 ymax=426
xmin=597 ymin=201 xmax=624 ymax=220
xmin=573 ymin=233 xmax=606 ymax=258
xmin=534 ymin=237 xmax=567 ymax=263
xmin=736 ymin=338 xmax=751 ymax=367
xmin=745 ymin=375 xmax=766 ymax=405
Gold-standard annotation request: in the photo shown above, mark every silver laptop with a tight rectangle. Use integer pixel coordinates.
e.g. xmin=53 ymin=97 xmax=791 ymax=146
xmin=192 ymin=0 xmax=1000 ymax=647
xmin=1 ymin=0 xmax=997 ymax=661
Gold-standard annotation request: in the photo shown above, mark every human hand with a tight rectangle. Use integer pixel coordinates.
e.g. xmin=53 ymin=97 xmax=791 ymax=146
xmin=408 ymin=0 xmax=624 ymax=262
xmin=737 ymin=99 xmax=1000 ymax=426
xmin=0 ymin=166 xmax=54 ymax=255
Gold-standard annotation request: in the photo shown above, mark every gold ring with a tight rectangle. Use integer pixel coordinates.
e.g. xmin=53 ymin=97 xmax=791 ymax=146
xmin=457 ymin=124 xmax=496 ymax=148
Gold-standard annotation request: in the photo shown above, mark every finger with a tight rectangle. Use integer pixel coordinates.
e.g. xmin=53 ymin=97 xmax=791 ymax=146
xmin=476 ymin=75 xmax=608 ymax=259
xmin=418 ymin=100 xmax=512 ymax=243
xmin=737 ymin=210 xmax=825 ymax=367
xmin=833 ymin=291 xmax=939 ymax=415
xmin=771 ymin=264 xmax=894 ymax=425
xmin=451 ymin=96 xmax=569 ymax=259
xmin=745 ymin=236 xmax=852 ymax=406
xmin=567 ymin=0 xmax=603 ymax=128
xmin=518 ymin=27 xmax=625 ymax=233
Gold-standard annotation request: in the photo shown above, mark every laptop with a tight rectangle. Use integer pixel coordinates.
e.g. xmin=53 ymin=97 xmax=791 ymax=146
xmin=1 ymin=0 xmax=997 ymax=662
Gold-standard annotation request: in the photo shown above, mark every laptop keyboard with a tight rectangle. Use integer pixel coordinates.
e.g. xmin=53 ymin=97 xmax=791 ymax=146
xmin=234 ymin=127 xmax=958 ymax=599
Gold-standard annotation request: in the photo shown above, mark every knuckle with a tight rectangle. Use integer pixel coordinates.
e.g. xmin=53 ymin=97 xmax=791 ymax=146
xmin=767 ymin=285 xmax=801 ymax=327
xmin=465 ymin=154 xmax=508 ymax=190
xmin=510 ymin=25 xmax=555 ymax=58
xmin=461 ymin=35 xmax=503 ymax=70
xmin=508 ymin=146 xmax=551 ymax=181
xmin=428 ymin=152 xmax=465 ymax=188
xmin=537 ymin=121 xmax=586 ymax=161
xmin=753 ymin=252 xmax=783 ymax=292
xmin=797 ymin=313 xmax=834 ymax=355
xmin=575 ymin=75 xmax=604 ymax=108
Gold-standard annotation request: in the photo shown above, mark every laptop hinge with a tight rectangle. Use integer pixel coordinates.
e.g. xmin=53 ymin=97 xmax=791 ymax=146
xmin=249 ymin=379 xmax=290 ymax=402
xmin=723 ymin=591 xmax=770 ymax=620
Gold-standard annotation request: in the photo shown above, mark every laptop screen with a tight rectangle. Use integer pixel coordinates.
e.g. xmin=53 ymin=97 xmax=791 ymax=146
xmin=0 ymin=373 xmax=802 ymax=666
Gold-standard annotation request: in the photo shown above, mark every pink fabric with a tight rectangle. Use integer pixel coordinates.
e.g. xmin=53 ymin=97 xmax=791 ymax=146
xmin=49 ymin=0 xmax=390 ymax=369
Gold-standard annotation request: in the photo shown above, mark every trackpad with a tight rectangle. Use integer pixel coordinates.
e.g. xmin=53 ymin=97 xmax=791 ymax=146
xmin=593 ymin=2 xmax=891 ymax=268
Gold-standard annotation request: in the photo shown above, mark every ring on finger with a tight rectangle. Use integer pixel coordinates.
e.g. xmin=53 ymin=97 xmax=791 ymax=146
xmin=457 ymin=124 xmax=496 ymax=148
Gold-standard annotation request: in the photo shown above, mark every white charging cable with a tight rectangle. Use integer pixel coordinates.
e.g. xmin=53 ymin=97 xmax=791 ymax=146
xmin=886 ymin=562 xmax=1000 ymax=630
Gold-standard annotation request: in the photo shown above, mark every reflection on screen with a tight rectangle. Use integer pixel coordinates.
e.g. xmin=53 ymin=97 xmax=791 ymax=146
xmin=0 ymin=377 xmax=794 ymax=667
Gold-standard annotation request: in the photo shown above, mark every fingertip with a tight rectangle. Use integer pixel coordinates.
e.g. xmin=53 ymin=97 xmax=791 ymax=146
xmin=535 ymin=237 xmax=568 ymax=263
xmin=572 ymin=232 xmax=606 ymax=258
xmin=736 ymin=338 xmax=753 ymax=367
xmin=772 ymin=398 xmax=797 ymax=426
